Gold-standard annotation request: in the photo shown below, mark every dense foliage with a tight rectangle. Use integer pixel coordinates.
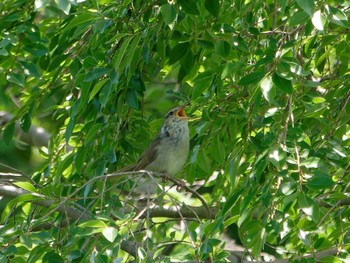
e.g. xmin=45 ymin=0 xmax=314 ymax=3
xmin=1 ymin=0 xmax=350 ymax=262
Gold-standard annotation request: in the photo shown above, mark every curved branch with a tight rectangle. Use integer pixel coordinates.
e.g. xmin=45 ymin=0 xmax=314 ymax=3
xmin=0 ymin=111 xmax=50 ymax=147
xmin=0 ymin=183 xmax=91 ymax=221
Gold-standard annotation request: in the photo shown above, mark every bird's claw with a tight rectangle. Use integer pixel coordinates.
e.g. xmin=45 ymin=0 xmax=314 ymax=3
xmin=162 ymin=172 xmax=170 ymax=183
xmin=176 ymin=179 xmax=186 ymax=192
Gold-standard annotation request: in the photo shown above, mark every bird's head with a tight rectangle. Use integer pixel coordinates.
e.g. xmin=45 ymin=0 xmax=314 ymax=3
xmin=165 ymin=107 xmax=187 ymax=121
xmin=161 ymin=106 xmax=188 ymax=139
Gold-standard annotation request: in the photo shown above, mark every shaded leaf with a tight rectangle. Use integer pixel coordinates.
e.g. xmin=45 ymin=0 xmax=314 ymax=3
xmin=3 ymin=122 xmax=15 ymax=145
xmin=215 ymin=40 xmax=231 ymax=57
xmin=84 ymin=68 xmax=110 ymax=82
xmin=205 ymin=0 xmax=219 ymax=17
xmin=238 ymin=71 xmax=265 ymax=85
xmin=307 ymin=172 xmax=335 ymax=190
xmin=64 ymin=13 xmax=97 ymax=31
xmin=161 ymin=4 xmax=177 ymax=25
xmin=20 ymin=113 xmax=32 ymax=132
xmin=272 ymin=73 xmax=293 ymax=93
xmin=178 ymin=0 xmax=200 ymax=15
xmin=169 ymin=42 xmax=190 ymax=64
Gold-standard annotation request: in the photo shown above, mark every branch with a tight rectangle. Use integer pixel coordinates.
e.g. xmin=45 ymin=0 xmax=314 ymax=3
xmin=0 ymin=111 xmax=50 ymax=147
xmin=105 ymin=171 xmax=212 ymax=217
xmin=271 ymin=247 xmax=339 ymax=263
xmin=0 ymin=182 xmax=139 ymax=258
xmin=0 ymin=172 xmax=214 ymax=259
xmin=0 ymin=183 xmax=91 ymax=221
xmin=136 ymin=206 xmax=218 ymax=220
xmin=319 ymin=197 xmax=350 ymax=207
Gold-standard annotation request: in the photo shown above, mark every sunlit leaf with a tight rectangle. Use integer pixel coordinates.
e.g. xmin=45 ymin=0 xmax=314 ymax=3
xmin=260 ymin=76 xmax=275 ymax=103
xmin=312 ymin=10 xmax=326 ymax=31
xmin=296 ymin=0 xmax=315 ymax=16
xmin=102 ymin=227 xmax=118 ymax=242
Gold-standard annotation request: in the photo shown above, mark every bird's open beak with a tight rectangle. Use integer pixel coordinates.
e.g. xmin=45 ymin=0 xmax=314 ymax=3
xmin=176 ymin=108 xmax=187 ymax=118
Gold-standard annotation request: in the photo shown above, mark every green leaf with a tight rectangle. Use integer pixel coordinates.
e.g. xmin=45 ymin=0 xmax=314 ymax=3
xmin=102 ymin=227 xmax=118 ymax=242
xmin=192 ymin=71 xmax=213 ymax=99
xmin=99 ymin=80 xmax=112 ymax=108
xmin=238 ymin=71 xmax=265 ymax=85
xmin=161 ymin=4 xmax=177 ymax=25
xmin=312 ymin=10 xmax=325 ymax=31
xmin=64 ymin=13 xmax=97 ymax=31
xmin=222 ymin=188 xmax=244 ymax=216
xmin=20 ymin=113 xmax=32 ymax=133
xmin=302 ymin=157 xmax=321 ymax=168
xmin=21 ymin=61 xmax=41 ymax=78
xmin=7 ymin=72 xmax=24 ymax=87
xmin=43 ymin=251 xmax=64 ymax=263
xmin=84 ymin=68 xmax=110 ymax=82
xmin=94 ymin=159 xmax=106 ymax=177
xmin=326 ymin=6 xmax=348 ymax=28
xmin=205 ymin=0 xmax=219 ymax=17
xmin=312 ymin=97 xmax=325 ymax=104
xmin=78 ymin=220 xmax=107 ymax=228
xmin=272 ymin=73 xmax=293 ymax=93
xmin=182 ymin=50 xmax=194 ymax=73
xmin=178 ymin=0 xmax=200 ymax=15
xmin=126 ymin=88 xmax=140 ymax=110
xmin=13 ymin=182 xmax=37 ymax=193
xmin=215 ymin=40 xmax=231 ymax=58
xmin=65 ymin=116 xmax=76 ymax=143
xmin=296 ymin=0 xmax=315 ymax=16
xmin=89 ymin=79 xmax=108 ymax=102
xmin=74 ymin=148 xmax=86 ymax=171
xmin=85 ymin=123 xmax=103 ymax=142
xmin=112 ymin=36 xmax=133 ymax=73
xmin=3 ymin=122 xmax=15 ymax=145
xmin=307 ymin=172 xmax=334 ymax=190
xmin=55 ymin=0 xmax=71 ymax=15
xmin=289 ymin=11 xmax=309 ymax=26
xmin=198 ymin=39 xmax=214 ymax=49
xmin=125 ymin=35 xmax=141 ymax=72
xmin=212 ymin=137 xmax=225 ymax=164
xmin=298 ymin=192 xmax=320 ymax=223
xmin=169 ymin=42 xmax=190 ymax=64
xmin=260 ymin=76 xmax=275 ymax=103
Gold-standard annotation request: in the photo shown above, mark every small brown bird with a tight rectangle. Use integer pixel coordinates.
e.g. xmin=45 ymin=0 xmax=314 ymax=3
xmin=119 ymin=107 xmax=189 ymax=191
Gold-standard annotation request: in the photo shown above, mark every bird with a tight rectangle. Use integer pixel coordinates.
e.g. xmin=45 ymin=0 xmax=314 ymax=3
xmin=118 ymin=106 xmax=190 ymax=192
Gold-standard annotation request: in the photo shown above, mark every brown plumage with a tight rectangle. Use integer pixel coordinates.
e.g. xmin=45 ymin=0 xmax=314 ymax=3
xmin=118 ymin=107 xmax=189 ymax=177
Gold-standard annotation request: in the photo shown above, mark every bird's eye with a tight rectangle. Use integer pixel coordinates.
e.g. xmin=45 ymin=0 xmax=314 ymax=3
xmin=168 ymin=111 xmax=174 ymax=117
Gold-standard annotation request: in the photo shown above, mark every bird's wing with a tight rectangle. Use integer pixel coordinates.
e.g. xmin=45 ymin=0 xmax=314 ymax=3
xmin=133 ymin=138 xmax=160 ymax=170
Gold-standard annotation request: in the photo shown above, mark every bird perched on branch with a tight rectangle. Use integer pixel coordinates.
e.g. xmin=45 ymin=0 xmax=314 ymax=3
xmin=118 ymin=106 xmax=189 ymax=192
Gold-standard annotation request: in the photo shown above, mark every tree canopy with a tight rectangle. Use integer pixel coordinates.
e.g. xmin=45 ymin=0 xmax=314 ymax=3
xmin=1 ymin=0 xmax=350 ymax=262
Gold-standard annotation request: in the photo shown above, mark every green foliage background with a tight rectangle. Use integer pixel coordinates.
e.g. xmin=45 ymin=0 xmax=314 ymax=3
xmin=1 ymin=0 xmax=350 ymax=262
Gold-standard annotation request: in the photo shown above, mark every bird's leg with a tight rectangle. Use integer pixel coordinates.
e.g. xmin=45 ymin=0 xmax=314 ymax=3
xmin=161 ymin=172 xmax=171 ymax=183
xmin=176 ymin=179 xmax=186 ymax=192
